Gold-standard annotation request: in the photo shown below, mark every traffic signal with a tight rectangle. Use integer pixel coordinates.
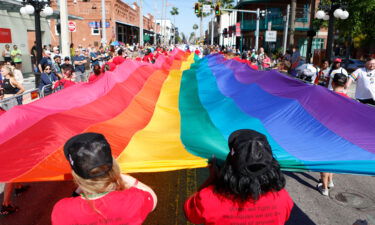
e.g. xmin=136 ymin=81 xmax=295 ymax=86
xmin=223 ymin=28 xmax=228 ymax=36
xmin=215 ymin=4 xmax=220 ymax=16
xmin=194 ymin=3 xmax=200 ymax=14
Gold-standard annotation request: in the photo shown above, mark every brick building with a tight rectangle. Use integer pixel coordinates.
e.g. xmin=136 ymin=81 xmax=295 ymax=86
xmin=50 ymin=0 xmax=157 ymax=47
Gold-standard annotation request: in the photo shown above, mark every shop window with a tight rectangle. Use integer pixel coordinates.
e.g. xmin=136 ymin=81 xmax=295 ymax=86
xmin=91 ymin=27 xmax=100 ymax=35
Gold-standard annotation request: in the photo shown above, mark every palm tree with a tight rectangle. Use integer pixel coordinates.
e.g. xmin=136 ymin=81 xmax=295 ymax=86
xmin=196 ymin=0 xmax=211 ymax=40
xmin=170 ymin=7 xmax=179 ymax=44
xmin=181 ymin=32 xmax=187 ymax=44
xmin=193 ymin=24 xmax=199 ymax=40
xmin=189 ymin=32 xmax=196 ymax=44
xmin=217 ymin=0 xmax=234 ymax=9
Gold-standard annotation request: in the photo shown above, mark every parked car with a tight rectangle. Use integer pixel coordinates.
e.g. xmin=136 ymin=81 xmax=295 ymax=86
xmin=343 ymin=59 xmax=365 ymax=72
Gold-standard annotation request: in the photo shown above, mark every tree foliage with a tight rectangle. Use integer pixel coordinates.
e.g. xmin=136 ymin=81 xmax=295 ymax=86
xmin=170 ymin=7 xmax=179 ymax=16
xmin=181 ymin=32 xmax=187 ymax=44
xmin=196 ymin=0 xmax=211 ymax=18
xmin=316 ymin=0 xmax=375 ymax=46
xmin=217 ymin=0 xmax=235 ymax=9
xmin=189 ymin=32 xmax=196 ymax=43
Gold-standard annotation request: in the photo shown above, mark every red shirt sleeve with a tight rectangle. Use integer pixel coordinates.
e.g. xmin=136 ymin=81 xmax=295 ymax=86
xmin=184 ymin=192 xmax=206 ymax=224
xmin=51 ymin=199 xmax=73 ymax=225
xmin=281 ymin=189 xmax=294 ymax=222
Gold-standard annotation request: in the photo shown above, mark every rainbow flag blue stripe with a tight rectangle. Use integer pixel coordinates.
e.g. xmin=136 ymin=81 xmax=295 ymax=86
xmin=180 ymin=54 xmax=375 ymax=175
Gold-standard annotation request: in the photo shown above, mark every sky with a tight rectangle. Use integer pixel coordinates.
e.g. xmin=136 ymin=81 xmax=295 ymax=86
xmin=123 ymin=0 xmax=211 ymax=38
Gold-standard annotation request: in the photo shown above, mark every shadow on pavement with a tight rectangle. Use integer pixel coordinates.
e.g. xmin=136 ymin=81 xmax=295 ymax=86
xmin=284 ymin=171 xmax=318 ymax=191
xmin=286 ymin=204 xmax=316 ymax=225
xmin=298 ymin=172 xmax=320 ymax=183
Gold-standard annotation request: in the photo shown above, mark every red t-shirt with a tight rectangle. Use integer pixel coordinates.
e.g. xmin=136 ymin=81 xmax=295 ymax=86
xmin=195 ymin=49 xmax=201 ymax=55
xmin=53 ymin=79 xmax=76 ymax=89
xmin=154 ymin=52 xmax=161 ymax=59
xmin=142 ymin=53 xmax=154 ymax=63
xmin=88 ymin=73 xmax=101 ymax=82
xmin=336 ymin=92 xmax=350 ymax=98
xmin=112 ymin=56 xmax=125 ymax=65
xmin=51 ymin=187 xmax=154 ymax=225
xmin=184 ymin=186 xmax=293 ymax=225
xmin=250 ymin=64 xmax=259 ymax=70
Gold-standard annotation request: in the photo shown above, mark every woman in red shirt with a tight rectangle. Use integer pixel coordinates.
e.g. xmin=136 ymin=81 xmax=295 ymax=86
xmin=184 ymin=129 xmax=293 ymax=225
xmin=54 ymin=64 xmax=76 ymax=89
xmin=51 ymin=133 xmax=157 ymax=225
xmin=88 ymin=64 xmax=102 ymax=82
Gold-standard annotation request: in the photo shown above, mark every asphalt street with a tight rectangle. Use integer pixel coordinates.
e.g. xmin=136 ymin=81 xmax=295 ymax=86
xmin=0 ymin=169 xmax=374 ymax=225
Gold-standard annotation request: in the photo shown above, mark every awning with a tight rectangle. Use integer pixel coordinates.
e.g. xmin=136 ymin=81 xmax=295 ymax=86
xmin=115 ymin=20 xmax=154 ymax=33
xmin=115 ymin=20 xmax=136 ymax=27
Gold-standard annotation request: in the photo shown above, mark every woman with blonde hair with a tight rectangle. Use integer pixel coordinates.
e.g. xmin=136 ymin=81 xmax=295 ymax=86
xmin=0 ymin=65 xmax=24 ymax=98
xmin=51 ymin=133 xmax=157 ymax=225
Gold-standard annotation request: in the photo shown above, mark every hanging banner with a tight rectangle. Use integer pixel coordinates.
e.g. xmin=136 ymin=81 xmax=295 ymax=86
xmin=236 ymin=23 xmax=241 ymax=37
xmin=0 ymin=28 xmax=12 ymax=43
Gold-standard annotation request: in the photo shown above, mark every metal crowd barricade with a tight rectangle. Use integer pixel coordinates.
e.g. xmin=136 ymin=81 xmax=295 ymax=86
xmin=40 ymin=83 xmax=65 ymax=98
xmin=0 ymin=88 xmax=39 ymax=111
xmin=40 ymin=84 xmax=53 ymax=98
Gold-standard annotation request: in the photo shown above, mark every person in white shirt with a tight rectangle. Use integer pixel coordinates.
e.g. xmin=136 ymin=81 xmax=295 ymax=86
xmin=313 ymin=59 xmax=330 ymax=86
xmin=9 ymin=62 xmax=23 ymax=85
xmin=346 ymin=58 xmax=375 ymax=105
xmin=50 ymin=47 xmax=60 ymax=60
xmin=327 ymin=58 xmax=348 ymax=90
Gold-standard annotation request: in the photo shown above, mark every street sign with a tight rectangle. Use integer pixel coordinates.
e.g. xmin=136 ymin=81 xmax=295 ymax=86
xmin=265 ymin=30 xmax=277 ymax=42
xmin=236 ymin=22 xmax=241 ymax=37
xmin=202 ymin=4 xmax=211 ymax=13
xmin=88 ymin=22 xmax=110 ymax=28
xmin=68 ymin=21 xmax=76 ymax=32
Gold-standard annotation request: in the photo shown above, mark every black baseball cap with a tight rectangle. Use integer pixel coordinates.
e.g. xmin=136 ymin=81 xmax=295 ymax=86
xmin=228 ymin=129 xmax=273 ymax=176
xmin=64 ymin=133 xmax=113 ymax=179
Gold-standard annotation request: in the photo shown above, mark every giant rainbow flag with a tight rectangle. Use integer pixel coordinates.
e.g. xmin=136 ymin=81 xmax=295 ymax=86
xmin=1 ymin=50 xmax=375 ymax=183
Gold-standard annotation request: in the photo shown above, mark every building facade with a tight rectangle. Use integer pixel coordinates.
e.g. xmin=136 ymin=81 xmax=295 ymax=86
xmin=50 ymin=0 xmax=156 ymax=47
xmin=0 ymin=0 xmax=51 ymax=73
xmin=155 ymin=19 xmax=175 ymax=45
xmin=217 ymin=0 xmax=328 ymax=57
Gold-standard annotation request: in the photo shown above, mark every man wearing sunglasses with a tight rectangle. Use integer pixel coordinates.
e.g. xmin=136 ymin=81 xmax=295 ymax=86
xmin=347 ymin=58 xmax=375 ymax=105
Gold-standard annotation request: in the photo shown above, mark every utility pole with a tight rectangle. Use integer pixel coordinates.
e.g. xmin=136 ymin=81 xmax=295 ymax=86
xmin=255 ymin=8 xmax=260 ymax=51
xmin=326 ymin=9 xmax=335 ymax=61
xmin=139 ymin=0 xmax=144 ymax=46
xmin=289 ymin=0 xmax=296 ymax=47
xmin=211 ymin=12 xmax=214 ymax=45
xmin=101 ymin=0 xmax=107 ymax=46
xmin=162 ymin=0 xmax=167 ymax=45
xmin=283 ymin=4 xmax=290 ymax=55
xmin=306 ymin=0 xmax=316 ymax=63
xmin=160 ymin=0 xmax=164 ymax=45
xmin=59 ymin=0 xmax=69 ymax=58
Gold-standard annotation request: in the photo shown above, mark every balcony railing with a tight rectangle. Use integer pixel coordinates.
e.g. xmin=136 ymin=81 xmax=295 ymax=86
xmin=241 ymin=17 xmax=284 ymax=31
xmin=241 ymin=16 xmax=308 ymax=31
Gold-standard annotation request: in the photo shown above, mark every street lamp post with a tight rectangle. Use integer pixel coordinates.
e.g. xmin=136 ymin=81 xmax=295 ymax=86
xmin=20 ymin=0 xmax=53 ymax=66
xmin=315 ymin=0 xmax=349 ymax=60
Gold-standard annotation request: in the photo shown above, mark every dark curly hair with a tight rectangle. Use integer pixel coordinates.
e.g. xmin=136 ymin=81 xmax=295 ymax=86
xmin=214 ymin=129 xmax=286 ymax=202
